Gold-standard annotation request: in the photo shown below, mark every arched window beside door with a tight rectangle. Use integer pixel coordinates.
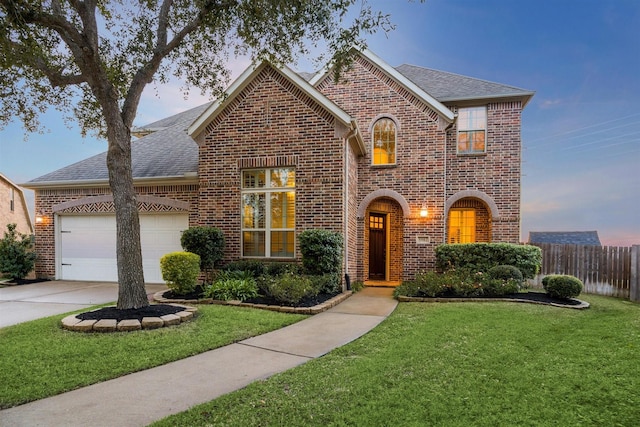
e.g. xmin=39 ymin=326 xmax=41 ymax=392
xmin=447 ymin=198 xmax=491 ymax=243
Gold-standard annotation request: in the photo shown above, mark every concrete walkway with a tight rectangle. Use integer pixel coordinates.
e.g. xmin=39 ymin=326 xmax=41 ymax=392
xmin=0 ymin=286 xmax=397 ymax=427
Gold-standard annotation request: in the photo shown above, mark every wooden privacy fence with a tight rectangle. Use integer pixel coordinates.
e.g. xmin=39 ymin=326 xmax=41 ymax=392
xmin=529 ymin=243 xmax=640 ymax=301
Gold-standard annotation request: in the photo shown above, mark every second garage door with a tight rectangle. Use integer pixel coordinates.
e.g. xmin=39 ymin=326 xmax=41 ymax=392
xmin=59 ymin=214 xmax=189 ymax=283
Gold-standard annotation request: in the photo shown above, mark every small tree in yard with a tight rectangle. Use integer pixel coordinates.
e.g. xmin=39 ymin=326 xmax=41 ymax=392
xmin=0 ymin=223 xmax=36 ymax=281
xmin=0 ymin=1 xmax=395 ymax=309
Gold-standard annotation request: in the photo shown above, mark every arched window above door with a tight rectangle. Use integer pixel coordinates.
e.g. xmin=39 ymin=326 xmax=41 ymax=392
xmin=372 ymin=117 xmax=397 ymax=165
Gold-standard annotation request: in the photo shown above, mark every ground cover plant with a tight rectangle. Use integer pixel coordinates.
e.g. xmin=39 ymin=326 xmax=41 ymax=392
xmin=0 ymin=305 xmax=305 ymax=409
xmin=153 ymin=294 xmax=640 ymax=426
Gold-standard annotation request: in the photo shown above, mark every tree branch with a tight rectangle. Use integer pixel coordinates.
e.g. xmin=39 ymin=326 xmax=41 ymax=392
xmin=121 ymin=0 xmax=235 ymax=126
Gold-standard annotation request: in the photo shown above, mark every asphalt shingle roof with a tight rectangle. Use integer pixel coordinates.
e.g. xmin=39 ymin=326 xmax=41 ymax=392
xmin=28 ymin=102 xmax=212 ymax=184
xmin=395 ymin=64 xmax=534 ymax=103
xmin=528 ymin=231 xmax=602 ymax=246
xmin=29 ymin=60 xmax=533 ymax=185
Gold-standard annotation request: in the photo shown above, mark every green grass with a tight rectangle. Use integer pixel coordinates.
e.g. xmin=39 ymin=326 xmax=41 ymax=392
xmin=153 ymin=295 xmax=640 ymax=426
xmin=0 ymin=305 xmax=306 ymax=409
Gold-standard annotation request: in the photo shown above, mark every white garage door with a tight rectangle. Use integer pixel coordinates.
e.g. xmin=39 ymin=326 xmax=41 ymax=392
xmin=58 ymin=214 xmax=188 ymax=283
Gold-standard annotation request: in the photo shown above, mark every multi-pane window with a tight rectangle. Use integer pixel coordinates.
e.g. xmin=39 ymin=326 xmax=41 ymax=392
xmin=457 ymin=106 xmax=486 ymax=154
xmin=242 ymin=168 xmax=295 ymax=258
xmin=372 ymin=118 xmax=396 ymax=165
xmin=448 ymin=209 xmax=476 ymax=243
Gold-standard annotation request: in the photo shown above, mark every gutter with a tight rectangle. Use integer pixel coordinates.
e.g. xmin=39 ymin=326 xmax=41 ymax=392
xmin=22 ymin=173 xmax=199 ymax=190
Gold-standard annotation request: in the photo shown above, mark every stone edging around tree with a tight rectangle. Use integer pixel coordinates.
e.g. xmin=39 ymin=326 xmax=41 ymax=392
xmin=153 ymin=291 xmax=353 ymax=315
xmin=61 ymin=304 xmax=197 ymax=332
xmin=396 ymin=296 xmax=590 ymax=310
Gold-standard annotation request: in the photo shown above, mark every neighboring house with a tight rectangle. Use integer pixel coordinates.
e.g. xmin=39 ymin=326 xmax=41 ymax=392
xmin=0 ymin=172 xmax=33 ymax=236
xmin=24 ymin=49 xmax=533 ymax=285
xmin=529 ymin=231 xmax=602 ymax=246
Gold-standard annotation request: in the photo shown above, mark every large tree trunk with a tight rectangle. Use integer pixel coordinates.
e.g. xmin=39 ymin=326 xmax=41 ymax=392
xmin=106 ymin=119 xmax=149 ymax=309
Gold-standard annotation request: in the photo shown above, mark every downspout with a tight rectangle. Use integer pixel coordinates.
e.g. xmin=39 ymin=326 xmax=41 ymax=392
xmin=443 ymin=114 xmax=458 ymax=243
xmin=342 ymin=123 xmax=359 ymax=290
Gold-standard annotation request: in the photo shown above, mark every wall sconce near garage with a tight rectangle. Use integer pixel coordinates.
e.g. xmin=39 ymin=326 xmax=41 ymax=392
xmin=35 ymin=211 xmax=46 ymax=225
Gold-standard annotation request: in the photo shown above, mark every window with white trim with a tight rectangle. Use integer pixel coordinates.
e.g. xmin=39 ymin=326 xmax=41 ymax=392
xmin=457 ymin=106 xmax=487 ymax=154
xmin=10 ymin=188 xmax=15 ymax=212
xmin=241 ymin=168 xmax=295 ymax=258
xmin=372 ymin=118 xmax=396 ymax=165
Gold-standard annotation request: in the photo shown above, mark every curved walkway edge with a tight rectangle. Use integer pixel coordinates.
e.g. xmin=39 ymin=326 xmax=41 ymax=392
xmin=0 ymin=287 xmax=397 ymax=427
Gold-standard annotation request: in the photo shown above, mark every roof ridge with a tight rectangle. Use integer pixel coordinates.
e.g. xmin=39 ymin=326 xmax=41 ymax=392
xmin=396 ymin=63 xmax=532 ymax=93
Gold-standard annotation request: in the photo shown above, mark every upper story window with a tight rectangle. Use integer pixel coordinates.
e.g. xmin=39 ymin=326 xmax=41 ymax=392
xmin=10 ymin=188 xmax=15 ymax=212
xmin=241 ymin=168 xmax=295 ymax=258
xmin=457 ymin=106 xmax=486 ymax=154
xmin=372 ymin=118 xmax=396 ymax=165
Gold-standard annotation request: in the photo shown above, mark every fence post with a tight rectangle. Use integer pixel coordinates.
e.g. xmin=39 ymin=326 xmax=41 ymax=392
xmin=631 ymin=245 xmax=640 ymax=303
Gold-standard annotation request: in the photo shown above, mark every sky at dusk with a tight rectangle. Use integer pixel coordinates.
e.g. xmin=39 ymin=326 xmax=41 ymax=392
xmin=0 ymin=0 xmax=638 ymax=246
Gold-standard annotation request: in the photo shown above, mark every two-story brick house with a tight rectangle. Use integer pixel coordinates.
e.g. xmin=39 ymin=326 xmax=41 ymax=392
xmin=25 ymin=49 xmax=533 ymax=285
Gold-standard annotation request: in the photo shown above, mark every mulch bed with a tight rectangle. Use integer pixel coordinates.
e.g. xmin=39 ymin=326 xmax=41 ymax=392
xmin=402 ymin=291 xmax=587 ymax=308
xmin=0 ymin=278 xmax=50 ymax=286
xmin=162 ymin=286 xmax=341 ymax=308
xmin=77 ymin=304 xmax=184 ymax=322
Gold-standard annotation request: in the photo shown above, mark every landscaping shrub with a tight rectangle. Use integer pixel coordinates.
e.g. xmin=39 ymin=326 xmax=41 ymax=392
xmin=394 ymin=269 xmax=521 ymax=299
xmin=262 ymin=272 xmax=318 ymax=305
xmin=542 ymin=275 xmax=583 ymax=299
xmin=487 ymin=265 xmax=524 ymax=288
xmin=160 ymin=251 xmax=201 ymax=295
xmin=299 ymin=229 xmax=343 ymax=275
xmin=205 ymin=271 xmax=258 ymax=301
xmin=435 ymin=243 xmax=542 ymax=279
xmin=180 ymin=226 xmax=225 ymax=282
xmin=308 ymin=272 xmax=341 ymax=295
xmin=0 ymin=223 xmax=36 ymax=280
xmin=222 ymin=260 xmax=267 ymax=277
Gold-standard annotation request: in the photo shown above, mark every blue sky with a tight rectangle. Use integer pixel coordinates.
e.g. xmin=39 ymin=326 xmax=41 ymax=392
xmin=0 ymin=0 xmax=638 ymax=246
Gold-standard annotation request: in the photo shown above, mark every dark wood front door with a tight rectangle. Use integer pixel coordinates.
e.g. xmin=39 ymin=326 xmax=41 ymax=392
xmin=369 ymin=213 xmax=386 ymax=280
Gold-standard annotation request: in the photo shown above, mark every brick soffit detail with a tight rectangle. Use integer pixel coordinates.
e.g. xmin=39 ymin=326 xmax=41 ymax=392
xmin=52 ymin=195 xmax=189 ymax=214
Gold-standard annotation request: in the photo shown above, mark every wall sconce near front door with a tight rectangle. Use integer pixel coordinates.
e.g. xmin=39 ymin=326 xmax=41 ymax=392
xmin=419 ymin=201 xmax=429 ymax=218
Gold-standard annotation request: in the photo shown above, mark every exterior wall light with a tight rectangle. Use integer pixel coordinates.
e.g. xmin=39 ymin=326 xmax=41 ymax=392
xmin=420 ymin=202 xmax=429 ymax=218
xmin=35 ymin=211 xmax=45 ymax=224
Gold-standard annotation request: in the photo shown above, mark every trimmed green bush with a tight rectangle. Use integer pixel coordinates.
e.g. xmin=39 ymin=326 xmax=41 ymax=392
xmin=263 ymin=272 xmax=317 ymax=305
xmin=160 ymin=251 xmax=201 ymax=295
xmin=205 ymin=272 xmax=258 ymax=301
xmin=299 ymin=229 xmax=343 ymax=275
xmin=221 ymin=260 xmax=301 ymax=278
xmin=0 ymin=224 xmax=36 ymax=280
xmin=487 ymin=265 xmax=524 ymax=288
xmin=394 ymin=269 xmax=521 ymax=299
xmin=180 ymin=226 xmax=225 ymax=281
xmin=308 ymin=273 xmax=341 ymax=294
xmin=542 ymin=275 xmax=583 ymax=299
xmin=435 ymin=243 xmax=542 ymax=279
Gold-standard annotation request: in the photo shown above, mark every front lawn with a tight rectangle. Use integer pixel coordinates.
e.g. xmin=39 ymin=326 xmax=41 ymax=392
xmin=0 ymin=305 xmax=306 ymax=409
xmin=153 ymin=294 xmax=640 ymax=426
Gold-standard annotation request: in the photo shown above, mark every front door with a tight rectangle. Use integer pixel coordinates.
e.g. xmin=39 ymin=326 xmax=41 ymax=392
xmin=369 ymin=213 xmax=386 ymax=280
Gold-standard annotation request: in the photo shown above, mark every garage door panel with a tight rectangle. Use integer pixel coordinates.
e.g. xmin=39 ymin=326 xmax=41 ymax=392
xmin=59 ymin=214 xmax=187 ymax=283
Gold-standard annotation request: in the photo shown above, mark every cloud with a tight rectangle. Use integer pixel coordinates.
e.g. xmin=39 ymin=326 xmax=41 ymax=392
xmin=539 ymin=98 xmax=563 ymax=109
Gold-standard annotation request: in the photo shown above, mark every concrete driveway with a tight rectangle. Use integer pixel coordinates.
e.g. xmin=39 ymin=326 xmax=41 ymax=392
xmin=0 ymin=281 xmax=168 ymax=328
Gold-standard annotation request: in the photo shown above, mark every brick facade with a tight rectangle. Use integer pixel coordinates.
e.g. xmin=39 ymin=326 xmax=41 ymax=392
xmin=29 ymin=51 xmax=528 ymax=286
xmin=33 ymin=184 xmax=197 ymax=279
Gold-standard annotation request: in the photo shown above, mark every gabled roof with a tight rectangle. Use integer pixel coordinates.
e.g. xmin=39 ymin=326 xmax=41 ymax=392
xmin=309 ymin=48 xmax=455 ymax=123
xmin=529 ymin=231 xmax=602 ymax=246
xmin=188 ymin=61 xmax=358 ymax=140
xmin=25 ymin=102 xmax=211 ymax=187
xmin=395 ymin=64 xmax=535 ymax=106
